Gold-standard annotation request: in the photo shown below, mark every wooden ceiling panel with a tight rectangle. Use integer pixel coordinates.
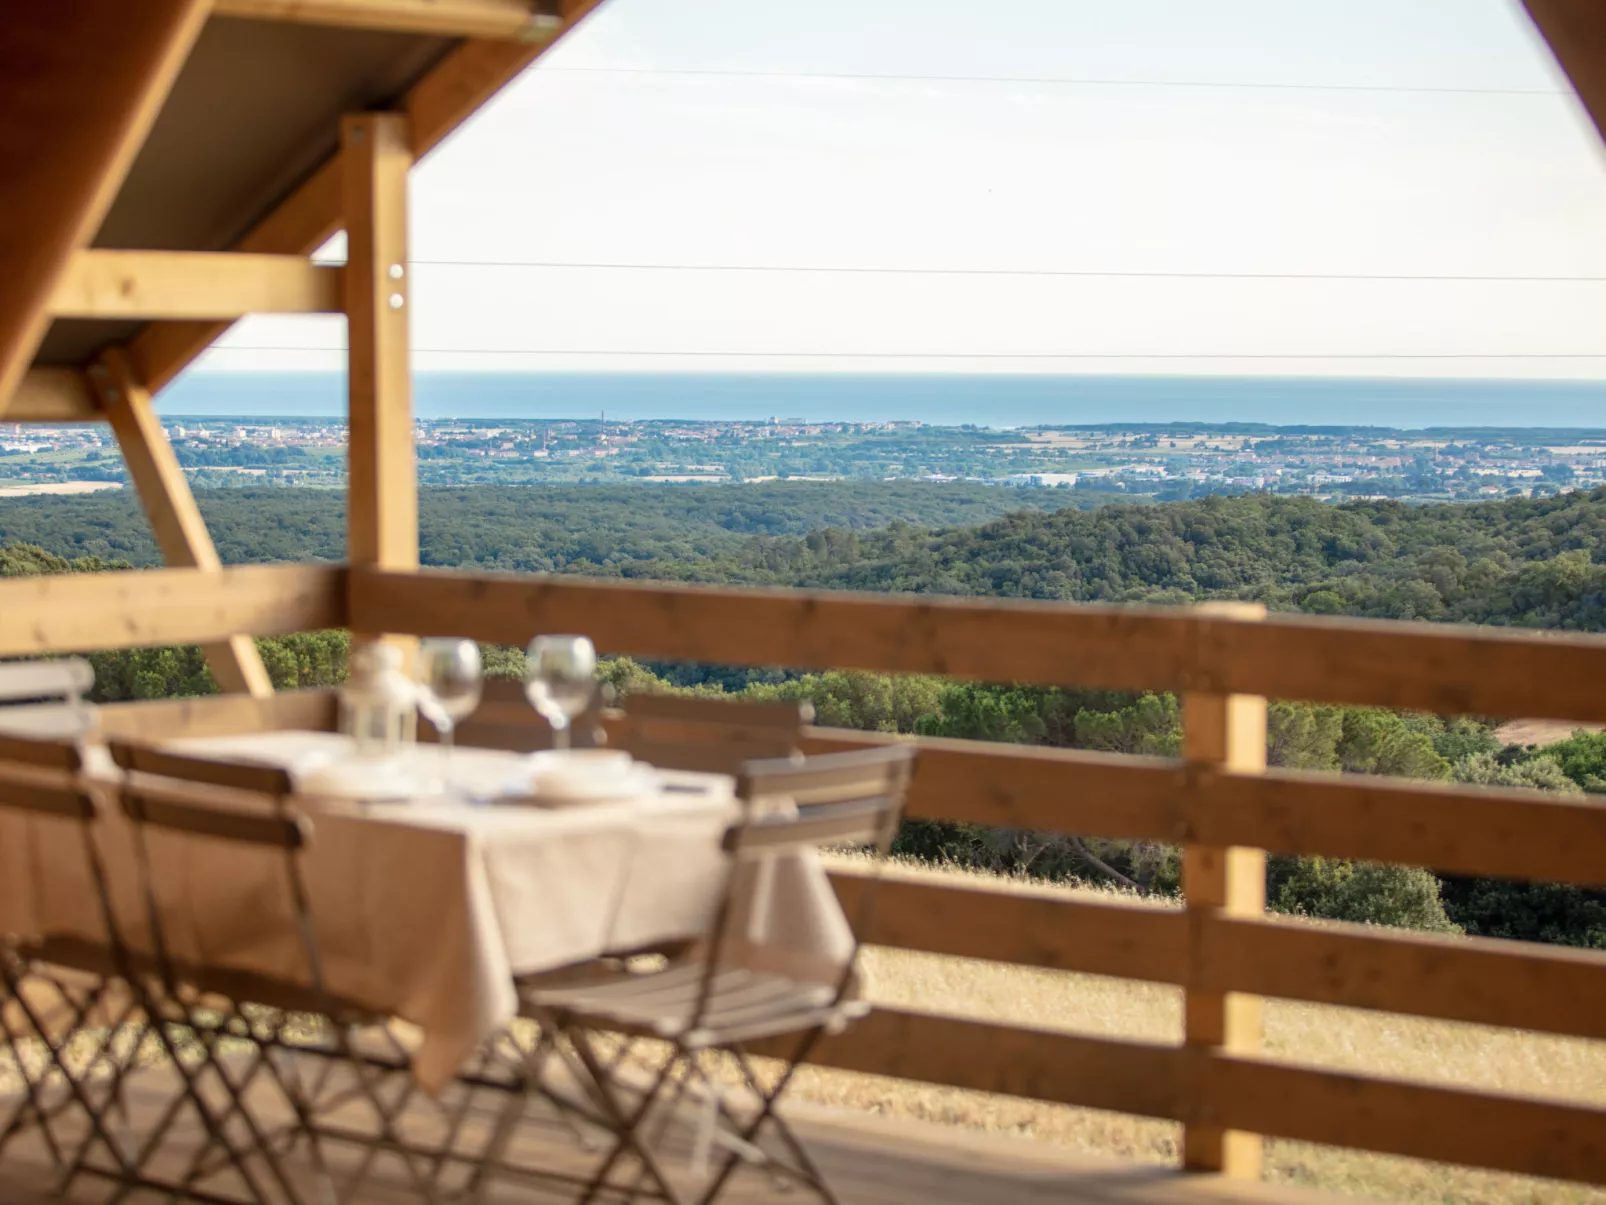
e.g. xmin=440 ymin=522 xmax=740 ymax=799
xmin=32 ymin=17 xmax=453 ymax=368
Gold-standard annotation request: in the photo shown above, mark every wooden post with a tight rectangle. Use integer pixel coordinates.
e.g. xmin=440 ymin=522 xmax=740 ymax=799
xmin=89 ymin=350 xmax=273 ymax=698
xmin=342 ymin=113 xmax=417 ymax=650
xmin=1181 ymin=601 xmax=1267 ymax=1177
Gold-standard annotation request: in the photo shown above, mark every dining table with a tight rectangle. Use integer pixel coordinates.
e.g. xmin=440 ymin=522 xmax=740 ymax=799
xmin=0 ymin=722 xmax=858 ymax=1092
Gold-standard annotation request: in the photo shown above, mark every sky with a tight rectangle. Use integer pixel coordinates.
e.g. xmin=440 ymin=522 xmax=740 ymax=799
xmin=202 ymin=0 xmax=1606 ymax=380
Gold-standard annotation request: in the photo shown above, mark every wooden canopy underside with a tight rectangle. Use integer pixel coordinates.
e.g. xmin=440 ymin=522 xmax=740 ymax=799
xmin=0 ymin=0 xmax=593 ymax=420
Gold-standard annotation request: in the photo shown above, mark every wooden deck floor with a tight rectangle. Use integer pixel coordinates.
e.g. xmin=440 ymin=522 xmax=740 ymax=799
xmin=2 ymin=1058 xmax=1335 ymax=1205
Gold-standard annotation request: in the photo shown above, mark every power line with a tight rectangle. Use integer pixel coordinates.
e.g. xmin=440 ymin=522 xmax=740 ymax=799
xmin=536 ymin=64 xmax=1568 ymax=98
xmin=408 ymin=259 xmax=1606 ymax=284
xmin=203 ymin=347 xmax=1606 ymax=361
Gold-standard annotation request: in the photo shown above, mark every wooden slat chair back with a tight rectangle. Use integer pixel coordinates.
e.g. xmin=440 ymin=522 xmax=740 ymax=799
xmin=0 ymin=658 xmax=94 ymax=706
xmin=0 ymin=731 xmax=84 ymax=775
xmin=119 ymin=787 xmax=310 ymax=852
xmin=0 ymin=734 xmax=108 ymax=927
xmin=108 ymin=740 xmax=294 ymax=797
xmin=736 ymin=743 xmax=914 ymax=812
xmin=614 ymin=691 xmax=814 ymax=775
xmin=0 ymin=658 xmax=98 ymax=743
xmin=723 ymin=796 xmax=902 ymax=859
xmin=450 ymin=675 xmax=608 ymax=752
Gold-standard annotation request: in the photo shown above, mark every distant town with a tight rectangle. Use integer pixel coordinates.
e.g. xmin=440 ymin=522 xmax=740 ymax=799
xmin=4 ymin=416 xmax=1605 ymax=504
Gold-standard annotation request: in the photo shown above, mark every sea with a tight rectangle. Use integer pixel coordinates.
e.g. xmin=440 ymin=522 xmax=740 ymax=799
xmin=158 ymin=372 xmax=1606 ymax=431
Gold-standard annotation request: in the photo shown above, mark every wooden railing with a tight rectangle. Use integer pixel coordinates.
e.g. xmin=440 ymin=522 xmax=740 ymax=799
xmin=8 ymin=561 xmax=1606 ymax=1187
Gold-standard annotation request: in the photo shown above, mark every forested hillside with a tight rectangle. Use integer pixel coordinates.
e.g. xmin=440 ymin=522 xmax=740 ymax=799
xmin=688 ymin=487 xmax=1606 ymax=628
xmin=0 ymin=482 xmax=1079 ymax=571
xmin=4 ymin=483 xmax=1602 ymax=628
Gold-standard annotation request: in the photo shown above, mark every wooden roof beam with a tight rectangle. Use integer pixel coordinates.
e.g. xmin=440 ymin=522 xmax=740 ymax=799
xmin=1524 ymin=0 xmax=1606 ymax=144
xmin=51 ymin=250 xmax=344 ymax=320
xmin=213 ymin=0 xmax=563 ymax=40
xmin=6 ymin=368 xmax=102 ymax=423
xmin=125 ymin=0 xmax=603 ymax=397
xmin=0 ymin=0 xmax=211 ymax=417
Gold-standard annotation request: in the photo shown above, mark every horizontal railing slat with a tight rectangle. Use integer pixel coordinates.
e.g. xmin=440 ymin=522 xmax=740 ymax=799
xmin=1210 ymin=1056 xmax=1606 ymax=1185
xmin=351 ymin=567 xmax=1201 ymax=695
xmin=801 ymin=728 xmax=1182 ymax=840
xmin=751 ymin=1007 xmax=1184 ymax=1122
xmin=352 ymin=567 xmax=1606 ymax=723
xmin=831 ymin=870 xmax=1188 ymax=985
xmin=1206 ymin=614 xmax=1606 ymax=728
xmin=0 ymin=564 xmax=346 ymax=656
xmin=1201 ymin=915 xmax=1606 ymax=1040
xmin=806 ymin=728 xmax=1606 ymax=890
xmin=1200 ymin=768 xmax=1606 ymax=890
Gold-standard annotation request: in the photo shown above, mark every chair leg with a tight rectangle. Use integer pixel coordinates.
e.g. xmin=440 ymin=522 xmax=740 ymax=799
xmin=175 ymin=1006 xmax=309 ymax=1203
xmin=124 ymin=992 xmax=293 ymax=1205
xmin=0 ymin=975 xmax=66 ymax=1167
xmin=568 ymin=1027 xmax=691 ymax=1205
xmin=2 ymin=967 xmax=148 ymax=1194
xmin=334 ymin=1025 xmax=444 ymax=1205
xmin=694 ymin=1035 xmax=839 ymax=1205
xmin=48 ymin=981 xmax=160 ymax=1194
xmin=623 ymin=1048 xmax=700 ymax=1205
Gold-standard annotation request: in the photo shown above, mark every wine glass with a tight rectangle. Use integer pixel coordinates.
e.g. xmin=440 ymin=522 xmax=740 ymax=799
xmin=417 ymin=638 xmax=483 ymax=781
xmin=524 ymin=635 xmax=597 ymax=751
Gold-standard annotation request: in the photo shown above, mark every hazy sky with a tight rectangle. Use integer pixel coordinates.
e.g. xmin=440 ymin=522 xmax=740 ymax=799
xmin=205 ymin=0 xmax=1606 ymax=379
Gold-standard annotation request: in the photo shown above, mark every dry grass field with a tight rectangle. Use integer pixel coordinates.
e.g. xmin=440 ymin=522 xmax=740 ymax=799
xmin=792 ymin=859 xmax=1606 ymax=1205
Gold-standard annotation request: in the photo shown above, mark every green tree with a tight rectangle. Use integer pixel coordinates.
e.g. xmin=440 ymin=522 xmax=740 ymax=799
xmin=747 ymin=671 xmax=943 ymax=734
xmin=1267 ymin=702 xmax=1342 ymax=771
xmin=913 ymin=683 xmax=1047 ymax=745
xmin=1071 ymin=693 xmax=1180 ymax=757
xmin=1537 ymin=730 xmax=1606 ymax=792
xmin=1336 ymin=709 xmax=1450 ymax=779
xmin=1269 ymin=857 xmax=1460 ymax=933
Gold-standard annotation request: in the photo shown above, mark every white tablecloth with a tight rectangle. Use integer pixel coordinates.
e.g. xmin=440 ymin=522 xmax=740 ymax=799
xmin=0 ymin=732 xmax=854 ymax=1091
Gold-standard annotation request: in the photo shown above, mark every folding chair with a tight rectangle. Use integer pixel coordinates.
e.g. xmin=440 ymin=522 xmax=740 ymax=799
xmin=108 ymin=739 xmax=448 ymax=1205
xmin=613 ymin=693 xmax=813 ymax=775
xmin=508 ymin=744 xmax=916 ymax=1205
xmin=0 ymin=734 xmax=152 ymax=1197
xmin=0 ymin=657 xmax=97 ymax=740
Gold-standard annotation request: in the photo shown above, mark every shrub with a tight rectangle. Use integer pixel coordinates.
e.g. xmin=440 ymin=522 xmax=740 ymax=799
xmin=1440 ymin=877 xmax=1606 ymax=949
xmin=1268 ymin=856 xmax=1460 ymax=934
xmin=1538 ymin=729 xmax=1606 ymax=793
xmin=1451 ymin=751 xmax=1582 ymax=794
